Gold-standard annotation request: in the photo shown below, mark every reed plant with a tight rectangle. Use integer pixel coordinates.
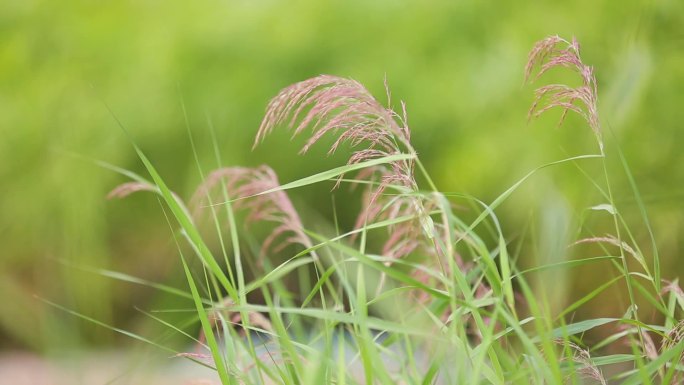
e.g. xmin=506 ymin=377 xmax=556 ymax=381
xmin=55 ymin=36 xmax=684 ymax=384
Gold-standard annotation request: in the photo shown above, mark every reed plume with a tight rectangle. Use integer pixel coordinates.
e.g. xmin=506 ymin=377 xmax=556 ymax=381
xmin=190 ymin=165 xmax=314 ymax=263
xmin=525 ymin=35 xmax=603 ymax=153
xmin=254 ymin=75 xmax=437 ymax=261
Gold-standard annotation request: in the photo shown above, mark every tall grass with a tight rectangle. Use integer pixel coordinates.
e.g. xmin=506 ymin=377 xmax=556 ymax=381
xmin=52 ymin=36 xmax=684 ymax=384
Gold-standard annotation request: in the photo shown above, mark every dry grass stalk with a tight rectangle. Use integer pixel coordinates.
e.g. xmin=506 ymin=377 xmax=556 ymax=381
xmin=571 ymin=236 xmax=639 ymax=260
xmin=662 ymin=319 xmax=684 ymax=356
xmin=555 ymin=340 xmax=607 ymax=385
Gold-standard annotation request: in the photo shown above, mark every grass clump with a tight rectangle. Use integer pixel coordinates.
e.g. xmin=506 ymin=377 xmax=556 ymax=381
xmin=61 ymin=36 xmax=684 ymax=384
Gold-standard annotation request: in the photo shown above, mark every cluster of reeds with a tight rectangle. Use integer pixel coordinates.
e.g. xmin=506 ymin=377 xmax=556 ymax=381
xmin=95 ymin=36 xmax=684 ymax=384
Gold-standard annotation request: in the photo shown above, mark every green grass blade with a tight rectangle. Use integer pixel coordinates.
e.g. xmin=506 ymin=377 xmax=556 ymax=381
xmin=621 ymin=338 xmax=684 ymax=385
xmin=556 ymin=276 xmax=624 ymax=320
xmin=37 ymin=296 xmax=216 ymax=371
xmin=543 ymin=318 xmax=618 ymax=340
xmin=55 ymin=259 xmax=203 ymax=303
xmin=515 ymin=255 xmax=619 ymax=277
xmin=242 ymin=256 xmax=315 ymax=295
xmin=219 ymin=153 xmax=416 ymax=205
xmin=498 ymin=233 xmax=514 ymax=310
xmin=133 ymin=145 xmax=238 ymax=301
xmin=615 ymin=140 xmax=661 ymax=292
xmin=179 ymin=254 xmax=233 ymax=384
xmin=456 ymin=154 xmax=602 ymax=245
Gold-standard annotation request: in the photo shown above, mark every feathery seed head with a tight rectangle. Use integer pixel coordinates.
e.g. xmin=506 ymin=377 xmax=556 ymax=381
xmin=190 ymin=165 xmax=314 ymax=262
xmin=255 ymin=75 xmax=431 ymax=261
xmin=526 ymin=36 xmax=603 ymax=152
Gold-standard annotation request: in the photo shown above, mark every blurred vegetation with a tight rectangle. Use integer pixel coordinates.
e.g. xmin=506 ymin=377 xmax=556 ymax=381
xmin=1 ymin=0 xmax=683 ymax=353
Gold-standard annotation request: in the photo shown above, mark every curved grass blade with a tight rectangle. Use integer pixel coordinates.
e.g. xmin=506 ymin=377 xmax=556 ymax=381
xmin=133 ymin=144 xmax=238 ymax=301
xmin=217 ymin=153 xmax=416 ymax=205
xmin=620 ymin=338 xmax=684 ymax=385
xmin=36 ymin=296 xmax=215 ymax=371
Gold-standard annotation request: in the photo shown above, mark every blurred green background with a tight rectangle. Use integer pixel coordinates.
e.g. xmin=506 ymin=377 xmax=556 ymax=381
xmin=1 ymin=0 xmax=683 ymax=353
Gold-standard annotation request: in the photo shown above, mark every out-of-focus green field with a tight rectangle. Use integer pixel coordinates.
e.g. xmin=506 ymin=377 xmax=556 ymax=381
xmin=1 ymin=0 xmax=682 ymax=353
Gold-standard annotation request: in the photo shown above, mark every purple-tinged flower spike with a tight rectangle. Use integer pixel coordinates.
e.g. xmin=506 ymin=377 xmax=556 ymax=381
xmin=107 ymin=181 xmax=190 ymax=219
xmin=190 ymin=165 xmax=315 ymax=264
xmin=107 ymin=181 xmax=158 ymax=199
xmin=255 ymin=75 xmax=436 ymax=260
xmin=254 ymin=75 xmax=417 ymax=191
xmin=255 ymin=75 xmax=412 ymax=154
xmin=525 ymin=36 xmax=603 ymax=153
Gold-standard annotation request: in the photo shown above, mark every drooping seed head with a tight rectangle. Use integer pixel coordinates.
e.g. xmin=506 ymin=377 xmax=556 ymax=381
xmin=526 ymin=36 xmax=603 ymax=152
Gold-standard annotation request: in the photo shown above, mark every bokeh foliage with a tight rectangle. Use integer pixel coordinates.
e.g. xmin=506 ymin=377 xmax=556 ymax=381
xmin=1 ymin=0 xmax=682 ymax=351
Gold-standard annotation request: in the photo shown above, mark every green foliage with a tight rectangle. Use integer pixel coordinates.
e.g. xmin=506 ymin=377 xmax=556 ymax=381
xmin=38 ymin=38 xmax=678 ymax=382
xmin=2 ymin=1 xmax=684 ymax=383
